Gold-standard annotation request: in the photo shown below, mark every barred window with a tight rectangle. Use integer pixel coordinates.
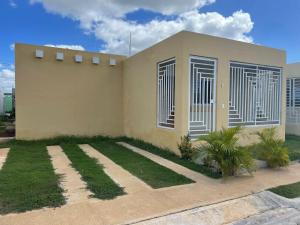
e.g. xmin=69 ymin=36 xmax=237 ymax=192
xmin=157 ymin=58 xmax=176 ymax=128
xmin=229 ymin=62 xmax=282 ymax=127
xmin=287 ymin=78 xmax=300 ymax=124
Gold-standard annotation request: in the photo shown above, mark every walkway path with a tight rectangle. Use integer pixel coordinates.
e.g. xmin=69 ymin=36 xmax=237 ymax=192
xmin=79 ymin=144 xmax=151 ymax=194
xmin=118 ymin=142 xmax=214 ymax=183
xmin=0 ymin=148 xmax=9 ymax=170
xmin=47 ymin=146 xmax=92 ymax=204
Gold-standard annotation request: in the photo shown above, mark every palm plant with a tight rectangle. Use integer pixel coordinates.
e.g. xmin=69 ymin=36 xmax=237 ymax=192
xmin=197 ymin=126 xmax=254 ymax=177
xmin=256 ymin=128 xmax=289 ymax=168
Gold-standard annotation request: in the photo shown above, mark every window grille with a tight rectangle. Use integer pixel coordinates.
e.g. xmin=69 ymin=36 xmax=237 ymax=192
xmin=157 ymin=58 xmax=176 ymax=128
xmin=229 ymin=62 xmax=282 ymax=127
xmin=286 ymin=78 xmax=300 ymax=124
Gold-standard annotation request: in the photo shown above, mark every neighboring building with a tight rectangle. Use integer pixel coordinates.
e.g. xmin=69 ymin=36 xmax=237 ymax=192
xmin=0 ymin=90 xmax=4 ymax=115
xmin=4 ymin=93 xmax=13 ymax=113
xmin=286 ymin=62 xmax=300 ymax=135
xmin=15 ymin=31 xmax=286 ymax=153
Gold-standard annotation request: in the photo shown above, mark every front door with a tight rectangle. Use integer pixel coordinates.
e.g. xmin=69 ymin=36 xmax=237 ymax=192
xmin=189 ymin=56 xmax=217 ymax=139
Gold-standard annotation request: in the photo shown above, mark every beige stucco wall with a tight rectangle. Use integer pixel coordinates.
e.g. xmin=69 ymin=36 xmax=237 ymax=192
xmin=123 ymin=34 xmax=185 ymax=153
xmin=287 ymin=62 xmax=300 ymax=78
xmin=286 ymin=62 xmax=300 ymax=136
xmin=15 ymin=43 xmax=126 ymax=139
xmin=123 ymin=31 xmax=286 ymax=153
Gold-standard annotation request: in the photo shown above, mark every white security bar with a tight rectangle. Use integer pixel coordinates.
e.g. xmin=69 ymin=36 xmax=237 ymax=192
xmin=286 ymin=78 xmax=300 ymax=124
xmin=189 ymin=56 xmax=217 ymax=138
xmin=229 ymin=62 xmax=282 ymax=127
xmin=157 ymin=58 xmax=176 ymax=128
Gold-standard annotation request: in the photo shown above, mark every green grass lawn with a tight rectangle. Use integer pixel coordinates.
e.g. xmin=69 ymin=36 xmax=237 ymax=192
xmin=269 ymin=182 xmax=300 ymax=199
xmin=60 ymin=143 xmax=125 ymax=199
xmin=284 ymin=135 xmax=300 ymax=161
xmin=0 ymin=144 xmax=65 ymax=214
xmin=0 ymin=135 xmax=213 ymax=214
xmin=119 ymin=137 xmax=222 ymax=179
xmin=91 ymin=141 xmax=195 ymax=188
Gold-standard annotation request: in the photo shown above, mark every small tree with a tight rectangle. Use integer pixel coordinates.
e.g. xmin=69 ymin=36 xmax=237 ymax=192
xmin=178 ymin=135 xmax=195 ymax=160
xmin=197 ymin=126 xmax=254 ymax=177
xmin=256 ymin=128 xmax=289 ymax=168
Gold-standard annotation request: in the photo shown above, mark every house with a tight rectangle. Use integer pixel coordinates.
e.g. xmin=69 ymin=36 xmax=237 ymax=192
xmin=286 ymin=62 xmax=300 ymax=135
xmin=15 ymin=31 xmax=286 ymax=153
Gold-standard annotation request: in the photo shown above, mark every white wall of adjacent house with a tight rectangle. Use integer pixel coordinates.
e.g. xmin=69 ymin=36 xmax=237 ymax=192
xmin=0 ymin=90 xmax=4 ymax=115
xmin=286 ymin=62 xmax=300 ymax=135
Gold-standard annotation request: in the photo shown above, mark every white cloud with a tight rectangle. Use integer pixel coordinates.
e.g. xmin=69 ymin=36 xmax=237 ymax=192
xmin=9 ymin=0 xmax=17 ymax=8
xmin=10 ymin=44 xmax=15 ymax=51
xmin=95 ymin=10 xmax=253 ymax=55
xmin=30 ymin=0 xmax=254 ymax=55
xmin=1 ymin=69 xmax=15 ymax=79
xmin=44 ymin=44 xmax=85 ymax=51
xmin=0 ymin=69 xmax=15 ymax=93
xmin=30 ymin=0 xmax=216 ymax=20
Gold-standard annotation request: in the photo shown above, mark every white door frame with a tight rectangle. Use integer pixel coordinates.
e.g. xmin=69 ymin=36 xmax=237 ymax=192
xmin=187 ymin=55 xmax=217 ymax=137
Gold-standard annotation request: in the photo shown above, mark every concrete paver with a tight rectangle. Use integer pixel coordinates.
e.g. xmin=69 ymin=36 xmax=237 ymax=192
xmin=79 ymin=144 xmax=151 ymax=194
xmin=47 ymin=145 xmax=92 ymax=204
xmin=0 ymin=148 xmax=9 ymax=170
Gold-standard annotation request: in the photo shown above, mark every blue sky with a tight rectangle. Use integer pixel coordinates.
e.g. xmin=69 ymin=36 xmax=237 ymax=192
xmin=0 ymin=0 xmax=299 ymax=92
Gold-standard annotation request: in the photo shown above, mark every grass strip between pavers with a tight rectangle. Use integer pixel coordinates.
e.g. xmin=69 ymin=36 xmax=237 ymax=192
xmin=60 ymin=143 xmax=125 ymax=199
xmin=269 ymin=181 xmax=300 ymax=199
xmin=0 ymin=144 xmax=65 ymax=215
xmin=91 ymin=141 xmax=194 ymax=189
xmin=119 ymin=138 xmax=222 ymax=179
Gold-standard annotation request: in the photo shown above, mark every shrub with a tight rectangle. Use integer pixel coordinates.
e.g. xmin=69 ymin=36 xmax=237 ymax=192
xmin=256 ymin=128 xmax=289 ymax=168
xmin=0 ymin=118 xmax=4 ymax=133
xmin=197 ymin=126 xmax=254 ymax=177
xmin=177 ymin=135 xmax=195 ymax=160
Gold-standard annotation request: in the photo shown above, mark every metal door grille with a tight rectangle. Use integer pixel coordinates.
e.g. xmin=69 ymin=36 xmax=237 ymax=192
xmin=157 ymin=58 xmax=176 ymax=128
xmin=189 ymin=56 xmax=216 ymax=138
xmin=286 ymin=78 xmax=300 ymax=124
xmin=229 ymin=62 xmax=282 ymax=127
